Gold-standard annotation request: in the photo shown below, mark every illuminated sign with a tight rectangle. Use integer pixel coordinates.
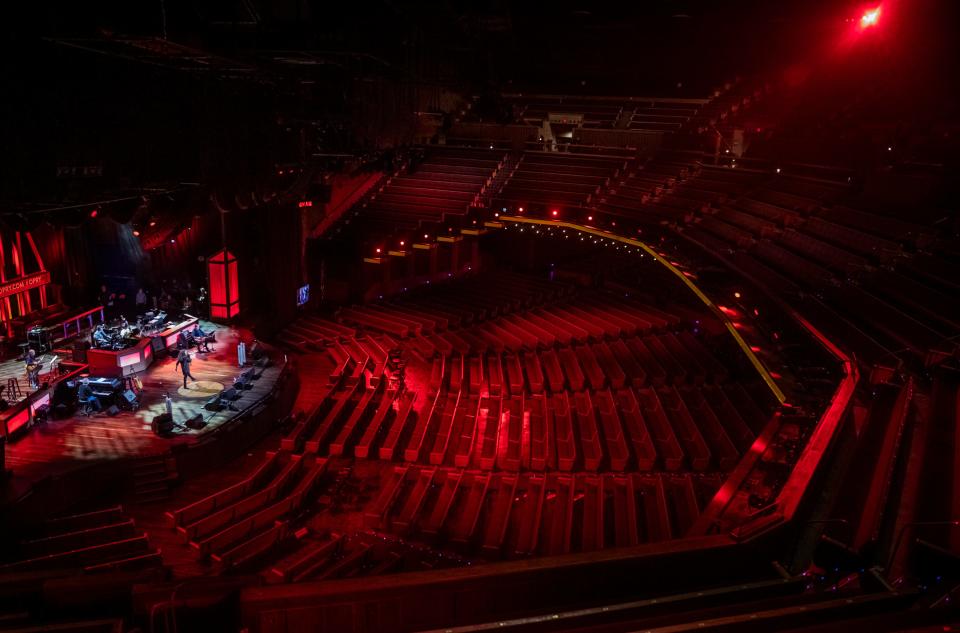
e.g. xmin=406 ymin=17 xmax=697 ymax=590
xmin=0 ymin=271 xmax=50 ymax=299
xmin=5 ymin=409 xmax=30 ymax=435
xmin=120 ymin=352 xmax=142 ymax=367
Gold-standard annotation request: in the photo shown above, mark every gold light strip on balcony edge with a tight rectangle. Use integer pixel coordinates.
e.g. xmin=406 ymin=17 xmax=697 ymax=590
xmin=499 ymin=215 xmax=786 ymax=403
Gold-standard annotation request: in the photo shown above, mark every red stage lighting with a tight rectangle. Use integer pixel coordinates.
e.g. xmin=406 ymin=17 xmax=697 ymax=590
xmin=89 ymin=209 xmax=98 ymax=218
xmin=551 ymin=209 xmax=558 ymax=217
xmin=132 ymin=230 xmax=140 ymax=237
xmin=860 ymin=7 xmax=881 ymax=28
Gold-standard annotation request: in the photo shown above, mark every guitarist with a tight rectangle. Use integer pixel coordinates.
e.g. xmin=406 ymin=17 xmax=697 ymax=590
xmin=24 ymin=349 xmax=42 ymax=389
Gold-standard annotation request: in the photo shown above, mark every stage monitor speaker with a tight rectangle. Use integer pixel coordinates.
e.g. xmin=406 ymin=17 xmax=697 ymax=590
xmin=34 ymin=405 xmax=50 ymax=423
xmin=204 ymin=394 xmax=224 ymax=411
xmin=122 ymin=390 xmax=138 ymax=404
xmin=152 ymin=413 xmax=174 ymax=435
xmin=106 ymin=405 xmax=121 ymax=417
xmin=186 ymin=414 xmax=206 ymax=430
xmin=222 ymin=387 xmax=239 ymax=401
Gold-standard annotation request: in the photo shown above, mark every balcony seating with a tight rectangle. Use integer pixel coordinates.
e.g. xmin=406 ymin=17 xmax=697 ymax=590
xmin=494 ymin=153 xmax=624 ymax=211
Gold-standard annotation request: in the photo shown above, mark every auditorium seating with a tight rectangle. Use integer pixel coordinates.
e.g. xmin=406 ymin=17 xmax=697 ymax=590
xmin=277 ymin=316 xmax=356 ymax=351
xmin=180 ymin=260 xmax=789 ymax=581
xmin=353 ymin=466 xmax=724 ymax=554
xmin=358 ymin=147 xmax=505 ymax=233
xmin=0 ymin=506 xmax=163 ymax=628
xmin=493 ymin=152 xmax=625 ymax=212
xmin=507 ymin=96 xmax=706 ymax=131
xmin=0 ymin=506 xmax=161 ymax=575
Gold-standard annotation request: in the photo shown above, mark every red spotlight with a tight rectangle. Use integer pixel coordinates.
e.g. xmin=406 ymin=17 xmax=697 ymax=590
xmin=518 ymin=207 xmax=524 ymax=213
xmin=375 ymin=247 xmax=381 ymax=254
xmin=132 ymin=230 xmax=140 ymax=237
xmin=860 ymin=7 xmax=880 ymax=28
xmin=89 ymin=209 xmax=98 ymax=218
xmin=551 ymin=209 xmax=558 ymax=217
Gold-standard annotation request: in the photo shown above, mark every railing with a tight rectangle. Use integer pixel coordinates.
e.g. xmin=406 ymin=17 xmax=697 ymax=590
xmin=57 ymin=306 xmax=106 ymax=343
xmin=1 ymin=360 xmax=89 ymax=439
xmin=309 ymin=172 xmax=386 ymax=240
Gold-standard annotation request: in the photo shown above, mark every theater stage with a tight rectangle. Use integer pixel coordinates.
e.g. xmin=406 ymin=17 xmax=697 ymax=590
xmin=2 ymin=322 xmax=287 ymax=487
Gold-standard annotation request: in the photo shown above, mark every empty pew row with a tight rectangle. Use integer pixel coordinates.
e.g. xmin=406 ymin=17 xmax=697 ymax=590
xmin=360 ymin=468 xmax=718 ymax=554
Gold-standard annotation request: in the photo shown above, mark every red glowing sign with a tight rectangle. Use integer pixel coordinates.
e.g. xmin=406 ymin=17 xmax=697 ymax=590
xmin=0 ymin=271 xmax=51 ymax=299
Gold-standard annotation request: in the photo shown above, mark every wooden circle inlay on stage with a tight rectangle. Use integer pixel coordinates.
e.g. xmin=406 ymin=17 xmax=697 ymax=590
xmin=177 ymin=380 xmax=225 ymax=398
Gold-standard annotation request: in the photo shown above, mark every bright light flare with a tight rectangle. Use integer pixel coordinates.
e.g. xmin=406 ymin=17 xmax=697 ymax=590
xmin=860 ymin=7 xmax=880 ymax=28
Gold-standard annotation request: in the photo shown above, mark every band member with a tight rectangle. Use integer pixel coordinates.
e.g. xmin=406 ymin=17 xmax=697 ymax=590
xmin=197 ymin=287 xmax=208 ymax=317
xmin=77 ymin=378 xmax=102 ymax=413
xmin=175 ymin=349 xmax=196 ymax=389
xmin=24 ymin=349 xmax=41 ymax=389
xmin=191 ymin=323 xmax=212 ymax=352
xmin=93 ymin=324 xmax=110 ymax=348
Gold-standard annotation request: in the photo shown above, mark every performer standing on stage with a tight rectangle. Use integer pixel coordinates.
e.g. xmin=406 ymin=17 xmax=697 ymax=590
xmin=175 ymin=349 xmax=196 ymax=389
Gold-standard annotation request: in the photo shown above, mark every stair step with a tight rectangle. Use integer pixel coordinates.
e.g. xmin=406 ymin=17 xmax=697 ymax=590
xmin=134 ymin=473 xmax=178 ymax=487
xmin=133 ymin=492 xmax=171 ymax=505
xmin=133 ymin=464 xmax=169 ymax=478
xmin=135 ymin=483 xmax=171 ymax=497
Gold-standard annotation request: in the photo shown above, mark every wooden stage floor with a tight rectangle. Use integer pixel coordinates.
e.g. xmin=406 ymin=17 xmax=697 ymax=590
xmin=3 ymin=322 xmax=286 ymax=485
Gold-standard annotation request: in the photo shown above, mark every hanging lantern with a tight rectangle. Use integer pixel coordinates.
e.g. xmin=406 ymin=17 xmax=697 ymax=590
xmin=208 ymin=249 xmax=239 ymax=320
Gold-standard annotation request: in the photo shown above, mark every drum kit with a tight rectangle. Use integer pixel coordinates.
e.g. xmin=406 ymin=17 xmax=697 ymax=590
xmin=93 ymin=311 xmax=169 ymax=350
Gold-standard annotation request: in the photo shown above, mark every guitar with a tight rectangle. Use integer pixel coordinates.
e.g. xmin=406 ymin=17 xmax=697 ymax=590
xmin=26 ymin=354 xmax=60 ymax=381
